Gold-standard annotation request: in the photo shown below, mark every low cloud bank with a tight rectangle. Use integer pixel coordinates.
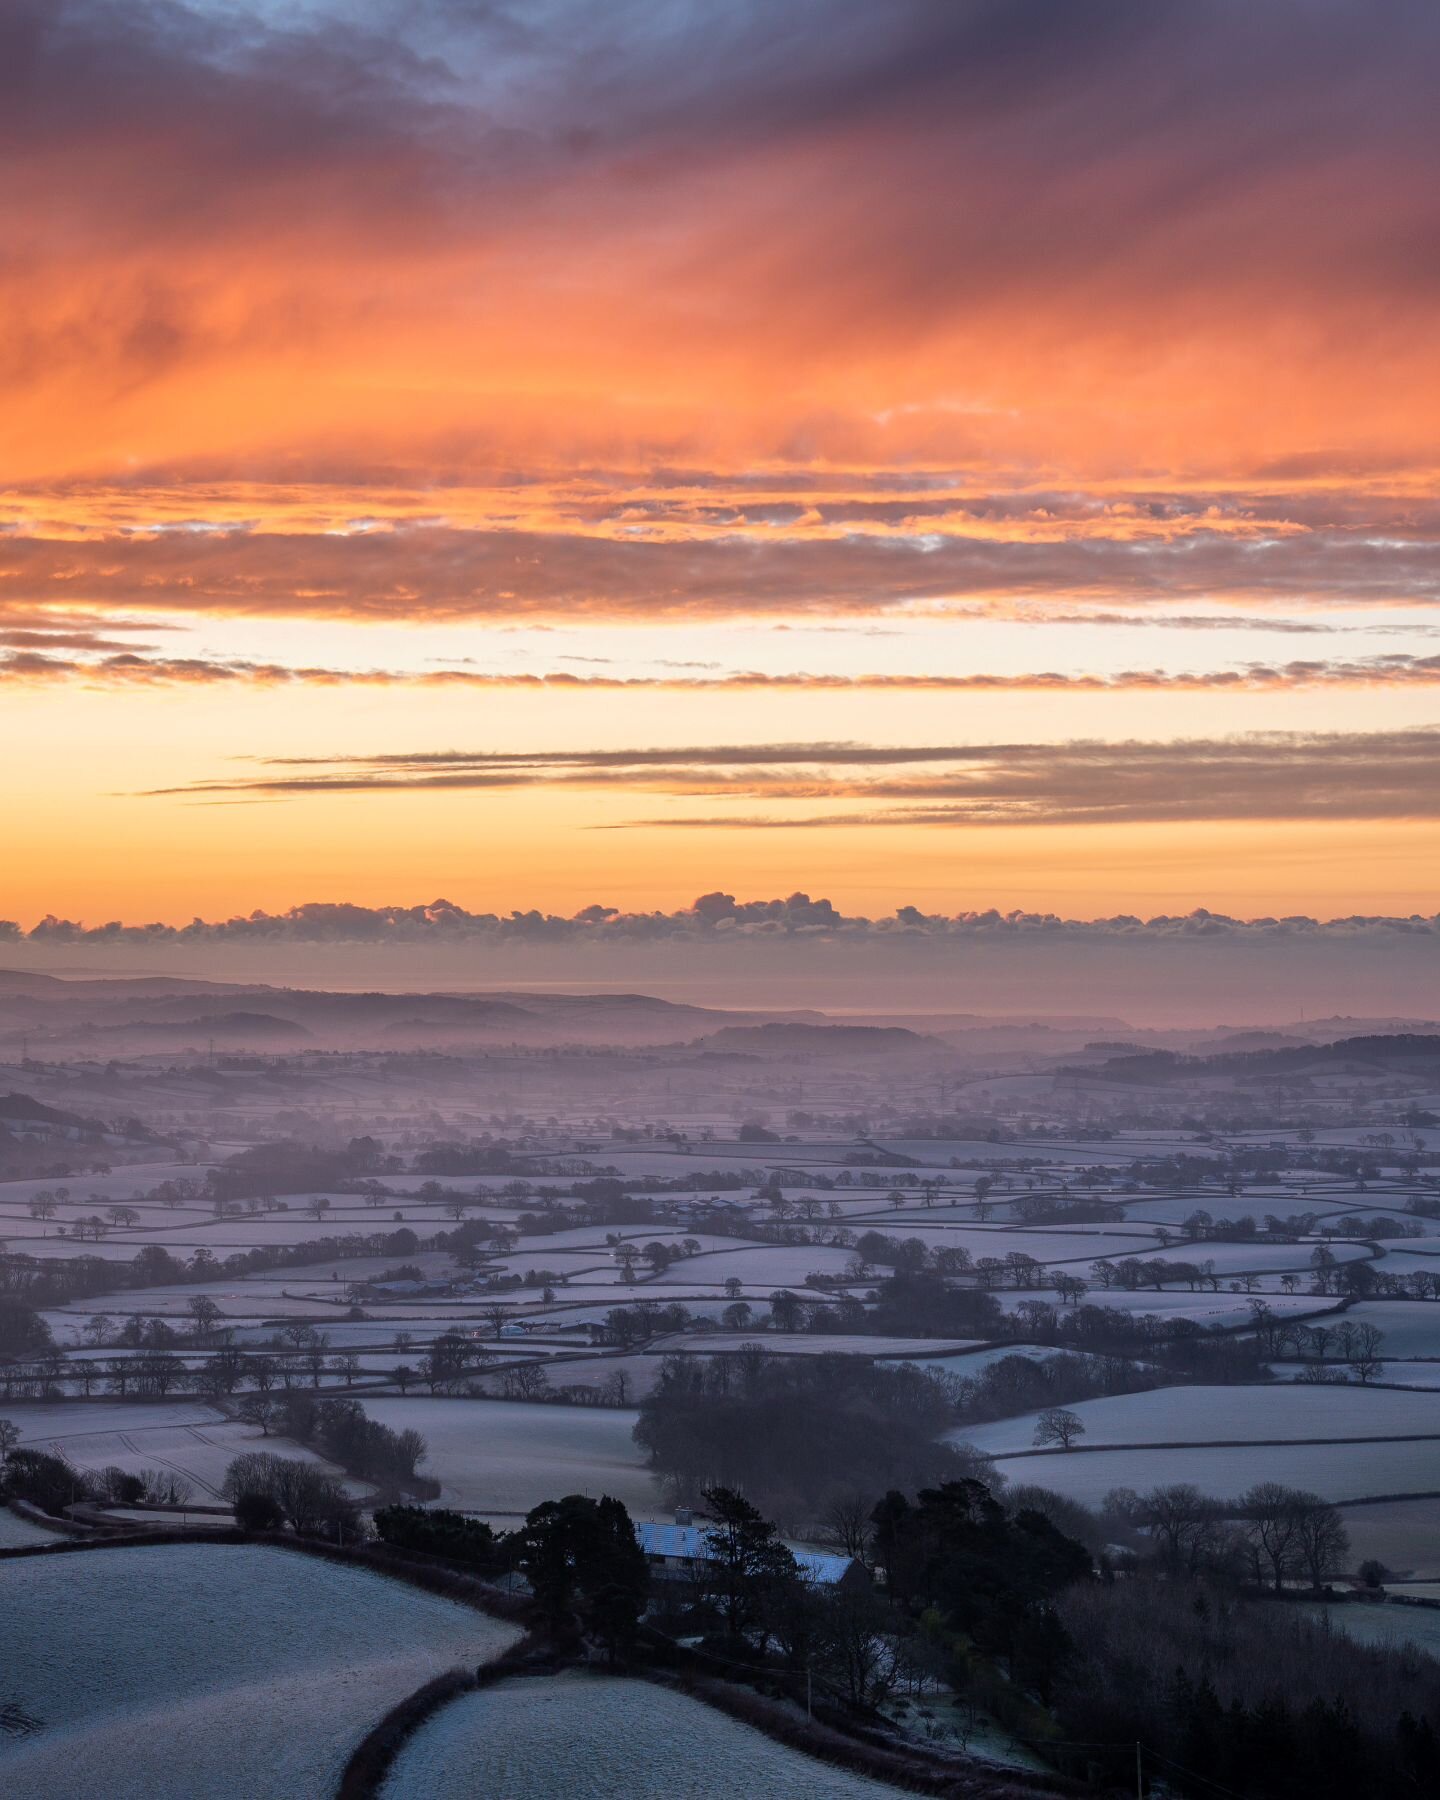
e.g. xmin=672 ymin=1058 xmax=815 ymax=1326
xmin=5 ymin=898 xmax=1436 ymax=1024
xmin=7 ymin=893 xmax=1438 ymax=945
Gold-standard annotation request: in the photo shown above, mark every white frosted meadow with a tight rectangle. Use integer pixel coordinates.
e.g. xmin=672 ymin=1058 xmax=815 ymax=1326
xmin=380 ymin=1673 xmax=910 ymax=1799
xmin=360 ymin=1397 xmax=657 ymax=1516
xmin=956 ymin=1383 xmax=1440 ymax=1456
xmin=0 ymin=1544 xmax=520 ymax=1800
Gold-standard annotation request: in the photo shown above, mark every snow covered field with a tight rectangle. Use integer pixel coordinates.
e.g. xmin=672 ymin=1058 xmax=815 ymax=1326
xmin=652 ymin=1245 xmax=863 ymax=1286
xmin=957 ymin=1384 xmax=1440 ymax=1456
xmin=380 ymin=1673 xmax=909 ymax=1799
xmin=10 ymin=1402 xmax=345 ymax=1501
xmin=360 ymin=1397 xmax=657 ymax=1515
xmin=0 ymin=1543 xmax=520 ymax=1800
xmin=1340 ymin=1303 xmax=1440 ymax=1358
xmin=989 ymin=1289 xmax=1340 ymax=1326
xmin=1307 ymin=1600 xmax=1440 ymax=1661
xmin=1338 ymin=1499 xmax=1440 ymax=1579
xmin=662 ymin=1332 xmax=981 ymax=1358
xmin=0 ymin=1507 xmax=62 ymax=1548
xmin=984 ymin=1438 xmax=1440 ymax=1508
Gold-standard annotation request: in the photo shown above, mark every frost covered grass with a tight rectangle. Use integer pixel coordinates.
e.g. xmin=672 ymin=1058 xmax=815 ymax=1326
xmin=1338 ymin=1498 xmax=1440 ymax=1579
xmin=957 ymin=1383 xmax=1440 ymax=1456
xmin=0 ymin=1507 xmax=63 ymax=1548
xmin=379 ymin=1673 xmax=909 ymax=1799
xmin=17 ymin=1411 xmax=345 ymax=1501
xmin=985 ymin=1438 xmax=1440 ymax=1508
xmin=1306 ymin=1600 xmax=1440 ymax=1661
xmin=667 ymin=1332 xmax=980 ymax=1357
xmin=0 ymin=1544 xmax=520 ymax=1800
xmin=652 ymin=1244 xmax=861 ymax=1285
xmin=993 ymin=1289 xmax=1341 ymax=1325
xmin=360 ymin=1397 xmax=657 ymax=1515
xmin=1339 ymin=1303 xmax=1440 ymax=1358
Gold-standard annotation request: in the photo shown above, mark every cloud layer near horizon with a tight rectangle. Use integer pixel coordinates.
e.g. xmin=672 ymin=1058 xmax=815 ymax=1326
xmin=149 ymin=728 xmax=1440 ymax=829
xmin=9 ymin=892 xmax=1438 ymax=947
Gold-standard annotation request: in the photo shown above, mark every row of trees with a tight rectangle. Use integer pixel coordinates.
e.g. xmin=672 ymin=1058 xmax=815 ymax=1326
xmin=221 ymin=1451 xmax=362 ymax=1540
xmin=1111 ymin=1480 xmax=1352 ymax=1592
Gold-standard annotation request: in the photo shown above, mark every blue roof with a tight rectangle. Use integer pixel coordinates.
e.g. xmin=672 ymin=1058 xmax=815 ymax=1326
xmin=634 ymin=1520 xmax=857 ymax=1584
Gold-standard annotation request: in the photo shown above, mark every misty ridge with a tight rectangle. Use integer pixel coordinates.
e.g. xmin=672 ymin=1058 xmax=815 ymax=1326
xmin=3 ymin=891 xmax=1439 ymax=1021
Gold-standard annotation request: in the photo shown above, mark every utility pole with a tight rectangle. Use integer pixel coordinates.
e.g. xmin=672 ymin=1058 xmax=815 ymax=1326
xmin=1135 ymin=1740 xmax=1143 ymax=1798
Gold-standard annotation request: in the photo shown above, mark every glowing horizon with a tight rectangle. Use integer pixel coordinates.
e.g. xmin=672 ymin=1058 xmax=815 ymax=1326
xmin=4 ymin=1 xmax=1439 ymax=943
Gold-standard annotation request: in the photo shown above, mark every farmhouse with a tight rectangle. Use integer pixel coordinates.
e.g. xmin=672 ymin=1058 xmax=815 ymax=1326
xmin=635 ymin=1518 xmax=869 ymax=1590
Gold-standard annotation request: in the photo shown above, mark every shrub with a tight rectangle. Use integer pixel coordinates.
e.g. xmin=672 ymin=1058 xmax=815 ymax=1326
xmin=234 ymin=1488 xmax=286 ymax=1531
xmin=2 ymin=1447 xmax=92 ymax=1515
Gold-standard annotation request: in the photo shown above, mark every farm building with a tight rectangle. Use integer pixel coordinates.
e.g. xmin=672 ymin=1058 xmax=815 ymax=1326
xmin=635 ymin=1519 xmax=869 ymax=1589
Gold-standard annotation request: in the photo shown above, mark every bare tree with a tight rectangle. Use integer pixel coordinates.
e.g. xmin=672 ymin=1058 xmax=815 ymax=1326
xmin=1139 ymin=1484 xmax=1222 ymax=1574
xmin=817 ymin=1488 xmax=875 ymax=1566
xmin=1291 ymin=1492 xmax=1351 ymax=1590
xmin=1034 ymin=1408 xmax=1085 ymax=1451
xmin=1242 ymin=1482 xmax=1307 ymax=1592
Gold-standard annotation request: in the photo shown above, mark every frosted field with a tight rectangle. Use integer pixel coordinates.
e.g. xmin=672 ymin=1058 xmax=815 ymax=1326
xmin=981 ymin=1439 xmax=1440 ymax=1508
xmin=0 ymin=1507 xmax=62 ymax=1548
xmin=842 ymin=1226 xmax=1156 ymax=1263
xmin=887 ymin=1343 xmax=1123 ymax=1379
xmin=381 ymin=1673 xmax=908 ymax=1800
xmin=512 ymin=1226 xmax=740 ymax=1255
xmin=1308 ymin=1601 xmax=1440 ymax=1661
xmin=0 ymin=1205 xmax=216 ymax=1230
xmin=522 ymin=1283 xmax=761 ymax=1314
xmin=13 ymin=1400 xmax=222 ymax=1439
xmin=1339 ymin=1499 xmax=1440 ymax=1578
xmin=1266 ymin=1362 xmax=1440 ymax=1389
xmin=885 ymin=1136 xmax=1145 ymax=1165
xmin=13 ymin=1405 xmax=345 ymax=1501
xmin=1155 ymin=1240 xmax=1372 ymax=1275
xmin=667 ymin=1332 xmax=981 ymax=1357
xmin=1365 ymin=1250 xmax=1440 ymax=1281
xmin=361 ymin=1398 xmax=657 ymax=1515
xmin=223 ymin=1319 xmax=447 ymax=1348
xmin=0 ymin=1165 xmax=208 ymax=1207
xmin=1003 ymin=1289 xmax=1342 ymax=1324
xmin=1341 ymin=1304 xmax=1440 ymax=1358
xmin=534 ymin=1354 xmax=670 ymax=1398
xmin=847 ymin=1203 xmax=991 ymax=1225
xmin=654 ymin=1245 xmax=863 ymax=1285
xmin=958 ymin=1384 xmax=1440 ymax=1455
xmin=0 ymin=1544 xmax=519 ymax=1800
xmin=483 ymin=1251 xmax=621 ymax=1282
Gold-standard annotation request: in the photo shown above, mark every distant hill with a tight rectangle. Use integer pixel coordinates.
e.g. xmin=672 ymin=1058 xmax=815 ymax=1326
xmin=109 ymin=1012 xmax=313 ymax=1042
xmin=695 ymin=1023 xmax=939 ymax=1057
xmin=1075 ymin=1033 xmax=1440 ymax=1084
xmin=0 ymin=1092 xmax=96 ymax=1128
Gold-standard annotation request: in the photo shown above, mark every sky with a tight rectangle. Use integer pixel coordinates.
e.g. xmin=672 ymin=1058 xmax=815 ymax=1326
xmin=3 ymin=0 xmax=1439 ymax=1002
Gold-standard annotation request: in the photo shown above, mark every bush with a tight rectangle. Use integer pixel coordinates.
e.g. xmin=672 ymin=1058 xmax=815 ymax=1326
xmin=234 ymin=1488 xmax=286 ymax=1531
xmin=221 ymin=1451 xmax=364 ymax=1542
xmin=97 ymin=1465 xmax=146 ymax=1505
xmin=2 ymin=1447 xmax=92 ymax=1516
xmin=374 ymin=1505 xmax=499 ymax=1570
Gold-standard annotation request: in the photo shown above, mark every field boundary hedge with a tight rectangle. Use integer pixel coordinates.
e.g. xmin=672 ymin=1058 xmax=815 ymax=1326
xmin=0 ymin=1518 xmax=531 ymax=1624
xmin=335 ymin=1633 xmax=554 ymax=1799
